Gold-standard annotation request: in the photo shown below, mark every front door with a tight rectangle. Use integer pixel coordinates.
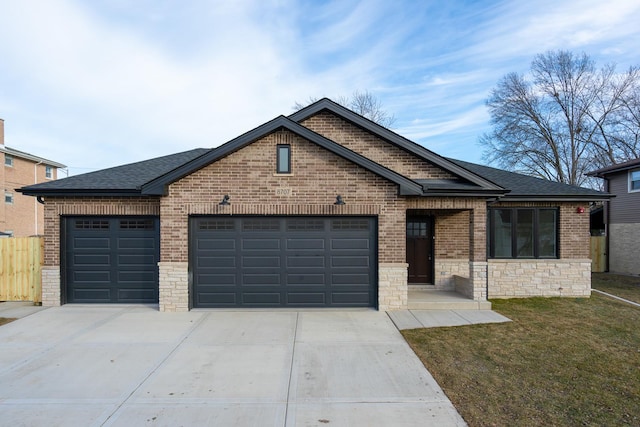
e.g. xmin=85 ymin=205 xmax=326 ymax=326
xmin=406 ymin=216 xmax=434 ymax=285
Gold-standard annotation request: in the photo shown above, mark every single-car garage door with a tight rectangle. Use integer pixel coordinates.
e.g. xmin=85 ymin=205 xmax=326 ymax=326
xmin=191 ymin=216 xmax=377 ymax=308
xmin=64 ymin=216 xmax=160 ymax=303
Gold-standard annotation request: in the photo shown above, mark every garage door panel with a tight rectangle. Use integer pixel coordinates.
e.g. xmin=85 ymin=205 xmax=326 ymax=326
xmin=242 ymin=256 xmax=280 ymax=268
xmin=70 ymin=288 xmax=111 ymax=302
xmin=117 ymin=288 xmax=157 ymax=302
xmin=198 ymin=239 xmax=236 ymax=250
xmin=191 ymin=216 xmax=376 ymax=308
xmin=65 ymin=217 xmax=159 ymax=304
xmin=198 ymin=256 xmax=236 ymax=268
xmin=73 ymin=271 xmax=110 ymax=283
xmin=198 ymin=274 xmax=236 ymax=285
xmin=331 ymin=256 xmax=370 ymax=267
xmin=117 ymin=237 xmax=157 ymax=250
xmin=198 ymin=292 xmax=237 ymax=305
xmin=286 ymin=239 xmax=325 ymax=250
xmin=331 ymin=292 xmax=370 ymax=304
xmin=73 ymin=237 xmax=110 ymax=249
xmin=118 ymin=270 xmax=157 ymax=283
xmin=242 ymin=274 xmax=281 ymax=285
xmin=287 ymin=293 xmax=326 ymax=305
xmin=331 ymin=238 xmax=370 ymax=250
xmin=287 ymin=273 xmax=325 ymax=285
xmin=117 ymin=254 xmax=156 ymax=265
xmin=331 ymin=273 xmax=371 ymax=285
xmin=73 ymin=254 xmax=111 ymax=266
xmin=242 ymin=239 xmax=280 ymax=250
xmin=242 ymin=293 xmax=282 ymax=304
xmin=287 ymin=256 xmax=325 ymax=268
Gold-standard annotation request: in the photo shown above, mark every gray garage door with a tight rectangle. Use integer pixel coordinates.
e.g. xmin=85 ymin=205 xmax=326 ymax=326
xmin=64 ymin=216 xmax=160 ymax=303
xmin=191 ymin=216 xmax=377 ymax=308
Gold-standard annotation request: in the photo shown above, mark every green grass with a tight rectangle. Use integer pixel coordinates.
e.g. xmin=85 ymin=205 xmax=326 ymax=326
xmin=592 ymin=272 xmax=640 ymax=304
xmin=402 ymin=280 xmax=640 ymax=427
xmin=0 ymin=317 xmax=16 ymax=326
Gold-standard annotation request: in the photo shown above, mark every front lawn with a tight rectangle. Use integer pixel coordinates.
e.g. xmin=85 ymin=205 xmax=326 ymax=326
xmin=592 ymin=272 xmax=640 ymax=304
xmin=0 ymin=317 xmax=15 ymax=326
xmin=402 ymin=288 xmax=640 ymax=426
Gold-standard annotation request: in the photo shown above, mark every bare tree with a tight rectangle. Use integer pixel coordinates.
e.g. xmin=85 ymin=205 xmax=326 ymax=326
xmin=480 ymin=50 xmax=640 ymax=186
xmin=293 ymin=90 xmax=396 ymax=128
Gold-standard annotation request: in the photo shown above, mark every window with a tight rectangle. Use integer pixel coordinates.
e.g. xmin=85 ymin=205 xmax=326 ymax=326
xmin=5 ymin=155 xmax=13 ymax=167
xmin=489 ymin=208 xmax=558 ymax=258
xmin=4 ymin=192 xmax=13 ymax=204
xmin=630 ymin=169 xmax=640 ymax=192
xmin=45 ymin=165 xmax=53 ymax=179
xmin=276 ymin=144 xmax=291 ymax=174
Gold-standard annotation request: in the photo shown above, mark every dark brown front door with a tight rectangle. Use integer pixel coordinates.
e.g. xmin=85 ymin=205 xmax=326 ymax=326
xmin=406 ymin=216 xmax=434 ymax=284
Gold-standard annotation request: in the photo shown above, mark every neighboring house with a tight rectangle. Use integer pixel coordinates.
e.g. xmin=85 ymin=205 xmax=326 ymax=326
xmin=587 ymin=158 xmax=640 ymax=275
xmin=0 ymin=119 xmax=66 ymax=237
xmin=18 ymin=99 xmax=609 ymax=311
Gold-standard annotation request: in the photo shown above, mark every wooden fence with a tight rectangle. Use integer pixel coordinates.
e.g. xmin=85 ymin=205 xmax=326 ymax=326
xmin=590 ymin=236 xmax=607 ymax=273
xmin=0 ymin=237 xmax=43 ymax=303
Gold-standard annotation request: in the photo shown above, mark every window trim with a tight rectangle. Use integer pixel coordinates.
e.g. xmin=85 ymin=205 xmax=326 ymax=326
xmin=276 ymin=144 xmax=291 ymax=174
xmin=45 ymin=165 xmax=53 ymax=179
xmin=629 ymin=168 xmax=640 ymax=193
xmin=488 ymin=207 xmax=559 ymax=259
xmin=5 ymin=155 xmax=14 ymax=167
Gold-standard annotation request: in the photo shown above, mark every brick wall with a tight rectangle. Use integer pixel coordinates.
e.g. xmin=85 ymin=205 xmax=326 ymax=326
xmin=301 ymin=112 xmax=456 ymax=180
xmin=2 ymin=156 xmax=58 ymax=237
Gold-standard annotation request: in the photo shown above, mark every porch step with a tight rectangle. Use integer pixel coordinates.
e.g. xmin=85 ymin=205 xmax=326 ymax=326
xmin=408 ymin=289 xmax=492 ymax=310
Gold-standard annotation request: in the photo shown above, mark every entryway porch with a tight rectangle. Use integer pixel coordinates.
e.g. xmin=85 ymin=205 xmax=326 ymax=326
xmin=408 ymin=286 xmax=491 ymax=310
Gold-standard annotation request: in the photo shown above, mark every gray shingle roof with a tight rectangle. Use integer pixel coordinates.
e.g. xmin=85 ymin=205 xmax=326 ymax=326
xmin=18 ymin=148 xmax=209 ymax=195
xmin=449 ymin=159 xmax=609 ymax=200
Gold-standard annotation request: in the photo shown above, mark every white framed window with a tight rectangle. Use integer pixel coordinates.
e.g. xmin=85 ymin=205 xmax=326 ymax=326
xmin=630 ymin=169 xmax=640 ymax=192
xmin=4 ymin=155 xmax=13 ymax=167
xmin=5 ymin=192 xmax=13 ymax=204
xmin=45 ymin=165 xmax=53 ymax=179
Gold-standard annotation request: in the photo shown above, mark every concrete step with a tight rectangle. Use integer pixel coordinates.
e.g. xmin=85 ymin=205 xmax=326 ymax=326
xmin=408 ymin=290 xmax=492 ymax=310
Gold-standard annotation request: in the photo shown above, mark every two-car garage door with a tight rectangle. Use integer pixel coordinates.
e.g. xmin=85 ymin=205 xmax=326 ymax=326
xmin=191 ymin=216 xmax=377 ymax=308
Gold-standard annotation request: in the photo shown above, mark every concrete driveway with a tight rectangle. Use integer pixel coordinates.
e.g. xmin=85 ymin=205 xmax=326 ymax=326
xmin=0 ymin=305 xmax=465 ymax=426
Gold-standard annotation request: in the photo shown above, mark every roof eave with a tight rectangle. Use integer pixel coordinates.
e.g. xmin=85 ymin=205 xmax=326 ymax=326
xmin=16 ymin=188 xmax=144 ymax=197
xmin=499 ymin=194 xmax=612 ymax=202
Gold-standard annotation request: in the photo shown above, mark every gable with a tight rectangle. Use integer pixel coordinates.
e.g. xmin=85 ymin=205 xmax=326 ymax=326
xmin=300 ymin=110 xmax=456 ymax=181
xmin=167 ymin=129 xmax=399 ymax=204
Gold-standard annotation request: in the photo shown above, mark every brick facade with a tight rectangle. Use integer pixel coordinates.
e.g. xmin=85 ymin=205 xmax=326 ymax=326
xmin=33 ymin=108 xmax=596 ymax=310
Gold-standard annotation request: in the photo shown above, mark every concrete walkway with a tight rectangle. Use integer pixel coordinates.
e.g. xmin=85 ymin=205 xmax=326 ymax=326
xmin=389 ymin=309 xmax=511 ymax=330
xmin=0 ymin=305 xmax=467 ymax=426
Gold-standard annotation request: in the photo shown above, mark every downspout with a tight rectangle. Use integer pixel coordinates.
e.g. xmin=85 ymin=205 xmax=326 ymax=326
xmin=34 ymin=160 xmax=43 ymax=235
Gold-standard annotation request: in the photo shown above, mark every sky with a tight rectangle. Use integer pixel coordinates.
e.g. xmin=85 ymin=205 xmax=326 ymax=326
xmin=1 ymin=0 xmax=639 ymax=176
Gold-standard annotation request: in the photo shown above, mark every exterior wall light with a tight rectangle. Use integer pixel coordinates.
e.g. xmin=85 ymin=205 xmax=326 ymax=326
xmin=334 ymin=195 xmax=345 ymax=205
xmin=219 ymin=195 xmax=230 ymax=205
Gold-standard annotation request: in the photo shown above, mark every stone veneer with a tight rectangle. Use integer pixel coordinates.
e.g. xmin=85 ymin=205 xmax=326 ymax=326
xmin=378 ymin=263 xmax=408 ymax=310
xmin=434 ymin=259 xmax=469 ymax=290
xmin=41 ymin=266 xmax=61 ymax=307
xmin=158 ymin=262 xmax=189 ymax=312
xmin=488 ymin=259 xmax=591 ymax=298
xmin=608 ymin=223 xmax=640 ymax=275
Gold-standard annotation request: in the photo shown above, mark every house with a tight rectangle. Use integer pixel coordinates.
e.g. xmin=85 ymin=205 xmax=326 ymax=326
xmin=587 ymin=158 xmax=640 ymax=275
xmin=18 ymin=99 xmax=609 ymax=311
xmin=0 ymin=118 xmax=66 ymax=237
